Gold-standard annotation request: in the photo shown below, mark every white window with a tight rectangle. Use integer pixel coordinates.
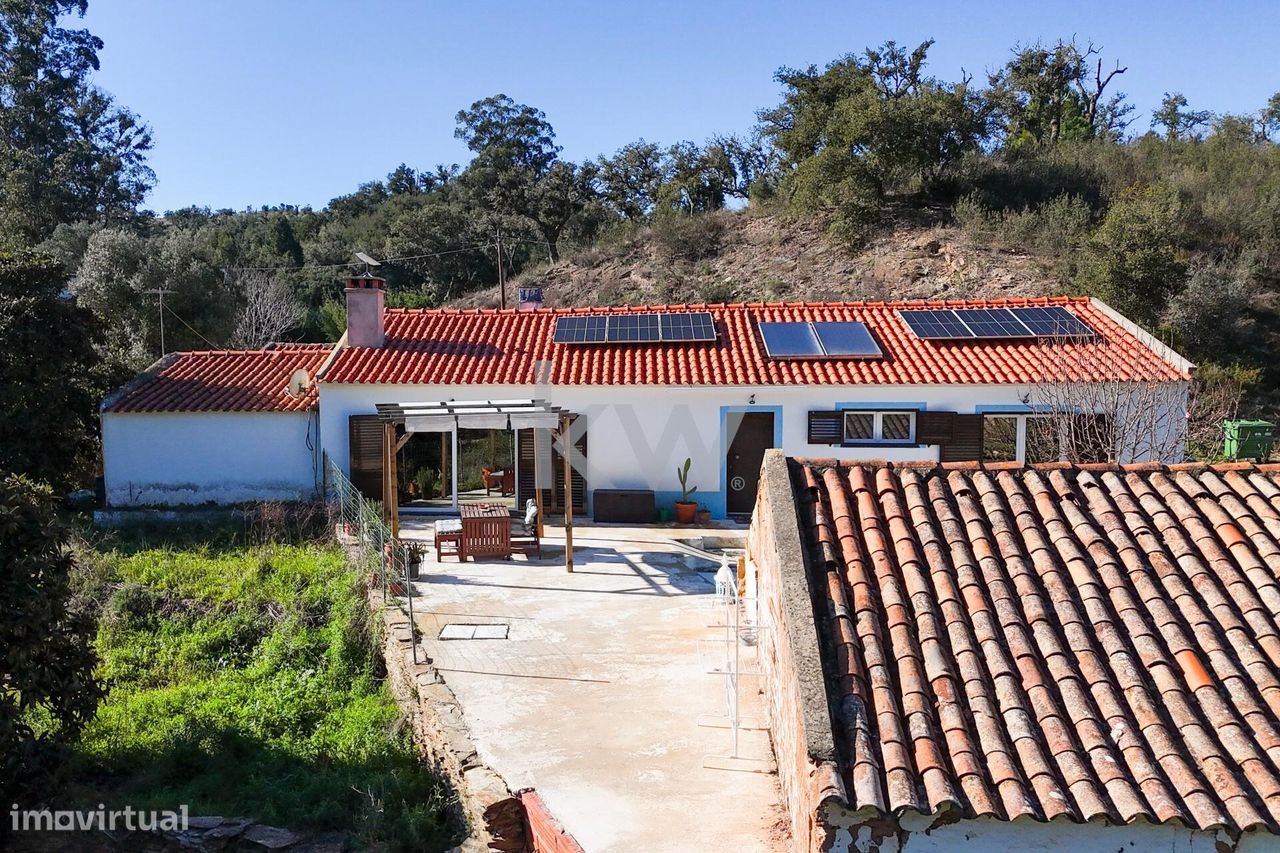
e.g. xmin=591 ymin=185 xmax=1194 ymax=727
xmin=982 ymin=413 xmax=1089 ymax=463
xmin=843 ymin=410 xmax=916 ymax=444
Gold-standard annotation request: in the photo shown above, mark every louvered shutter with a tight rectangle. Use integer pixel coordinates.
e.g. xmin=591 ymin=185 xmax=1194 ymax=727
xmin=808 ymin=410 xmax=844 ymax=445
xmin=348 ymin=415 xmax=384 ymax=500
xmin=939 ymin=414 xmax=984 ymax=462
xmin=916 ymin=411 xmax=956 ymax=445
xmin=516 ymin=415 xmax=586 ymax=512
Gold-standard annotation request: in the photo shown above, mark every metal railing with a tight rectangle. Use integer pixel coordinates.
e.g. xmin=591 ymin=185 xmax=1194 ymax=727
xmin=326 ymin=457 xmax=420 ymax=662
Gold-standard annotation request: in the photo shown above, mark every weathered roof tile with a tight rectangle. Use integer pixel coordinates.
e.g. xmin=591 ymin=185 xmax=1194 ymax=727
xmin=791 ymin=459 xmax=1280 ymax=835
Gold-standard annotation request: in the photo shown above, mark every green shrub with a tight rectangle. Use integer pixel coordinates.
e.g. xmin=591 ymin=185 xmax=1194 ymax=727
xmin=651 ymin=213 xmax=730 ymax=262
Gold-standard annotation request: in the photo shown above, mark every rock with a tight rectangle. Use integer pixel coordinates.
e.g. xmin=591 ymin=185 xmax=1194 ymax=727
xmin=205 ymin=818 xmax=252 ymax=839
xmin=186 ymin=816 xmax=225 ymax=829
xmin=243 ymin=824 xmax=302 ymax=849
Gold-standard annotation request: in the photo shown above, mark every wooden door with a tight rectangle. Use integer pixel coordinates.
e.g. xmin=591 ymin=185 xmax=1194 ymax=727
xmin=726 ymin=411 xmax=774 ymax=515
xmin=348 ymin=415 xmax=384 ymax=501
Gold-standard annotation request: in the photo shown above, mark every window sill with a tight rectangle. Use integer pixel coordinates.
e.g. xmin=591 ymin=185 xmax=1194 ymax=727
xmin=839 ymin=441 xmax=922 ymax=449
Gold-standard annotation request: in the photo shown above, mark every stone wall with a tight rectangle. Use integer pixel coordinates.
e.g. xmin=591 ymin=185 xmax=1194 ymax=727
xmin=747 ymin=450 xmax=849 ymax=851
xmin=375 ymin=589 xmax=527 ymax=852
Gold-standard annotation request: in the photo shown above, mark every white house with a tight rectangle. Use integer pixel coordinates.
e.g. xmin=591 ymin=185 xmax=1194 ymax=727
xmin=101 ymin=276 xmax=1192 ymax=516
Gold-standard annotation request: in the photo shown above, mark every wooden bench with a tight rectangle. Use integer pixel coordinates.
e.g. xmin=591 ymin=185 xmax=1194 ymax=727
xmin=460 ymin=504 xmax=512 ymax=560
xmin=434 ymin=518 xmax=463 ymax=561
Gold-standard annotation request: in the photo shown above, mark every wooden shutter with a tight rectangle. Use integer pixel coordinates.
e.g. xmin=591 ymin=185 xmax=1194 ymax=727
xmin=808 ymin=410 xmax=844 ymax=445
xmin=516 ymin=415 xmax=587 ymax=512
xmin=916 ymin=411 xmax=956 ymax=445
xmin=348 ymin=415 xmax=384 ymax=500
xmin=939 ymin=414 xmax=984 ymax=462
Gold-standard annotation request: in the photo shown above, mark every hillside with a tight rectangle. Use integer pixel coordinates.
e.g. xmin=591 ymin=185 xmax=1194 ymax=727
xmin=451 ymin=211 xmax=1067 ymax=309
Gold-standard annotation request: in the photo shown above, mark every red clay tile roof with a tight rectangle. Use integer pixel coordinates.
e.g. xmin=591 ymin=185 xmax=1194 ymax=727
xmin=104 ymin=343 xmax=333 ymax=413
xmin=792 ymin=458 xmax=1280 ymax=835
xmin=319 ymin=296 xmax=1189 ymax=386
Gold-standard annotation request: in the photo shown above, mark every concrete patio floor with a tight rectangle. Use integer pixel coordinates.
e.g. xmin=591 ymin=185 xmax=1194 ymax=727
xmin=400 ymin=521 xmax=789 ymax=852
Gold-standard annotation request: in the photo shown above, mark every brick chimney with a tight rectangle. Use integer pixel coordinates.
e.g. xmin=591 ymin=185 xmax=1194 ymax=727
xmin=344 ymin=275 xmax=385 ymax=347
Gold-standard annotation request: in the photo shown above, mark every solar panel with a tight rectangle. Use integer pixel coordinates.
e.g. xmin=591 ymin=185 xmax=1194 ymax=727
xmin=759 ymin=322 xmax=823 ymax=358
xmin=660 ymin=311 xmax=717 ymax=342
xmin=1009 ymin=306 xmax=1095 ymax=338
xmin=953 ymin=308 xmax=1035 ymax=339
xmin=552 ymin=315 xmax=607 ymax=343
xmin=607 ymin=313 xmax=661 ymax=343
xmin=812 ymin=322 xmax=882 ymax=357
xmin=899 ymin=309 xmax=975 ymax=339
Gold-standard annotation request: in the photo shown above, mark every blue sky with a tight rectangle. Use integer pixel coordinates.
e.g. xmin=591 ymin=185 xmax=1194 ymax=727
xmin=82 ymin=0 xmax=1280 ymax=214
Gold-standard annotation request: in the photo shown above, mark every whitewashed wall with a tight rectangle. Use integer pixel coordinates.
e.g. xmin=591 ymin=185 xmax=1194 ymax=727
xmin=102 ymin=411 xmax=320 ymax=506
xmin=319 ymin=381 xmax=1185 ymax=517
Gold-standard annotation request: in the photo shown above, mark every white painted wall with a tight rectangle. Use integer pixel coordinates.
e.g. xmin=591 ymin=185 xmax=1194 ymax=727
xmin=833 ymin=813 xmax=1280 ymax=853
xmin=319 ymin=380 xmax=1185 ymax=516
xmin=102 ymin=411 xmax=320 ymax=506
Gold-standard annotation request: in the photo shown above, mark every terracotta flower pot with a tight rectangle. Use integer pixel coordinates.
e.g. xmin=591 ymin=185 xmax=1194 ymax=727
xmin=696 ymin=509 xmax=712 ymax=525
xmin=674 ymin=501 xmax=697 ymax=524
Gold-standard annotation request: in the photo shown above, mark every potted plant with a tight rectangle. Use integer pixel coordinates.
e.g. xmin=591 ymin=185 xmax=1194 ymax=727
xmin=696 ymin=507 xmax=712 ymax=525
xmin=674 ymin=457 xmax=698 ymax=524
xmin=414 ymin=468 xmax=437 ymax=500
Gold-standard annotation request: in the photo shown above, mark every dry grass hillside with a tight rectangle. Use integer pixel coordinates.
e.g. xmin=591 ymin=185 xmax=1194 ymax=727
xmin=451 ymin=210 xmax=1069 ymax=309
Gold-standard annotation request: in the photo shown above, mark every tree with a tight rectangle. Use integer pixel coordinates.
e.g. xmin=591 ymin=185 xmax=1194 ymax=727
xmin=596 ymin=140 xmax=666 ymax=220
xmin=1151 ymin=92 xmax=1212 ymax=141
xmin=455 ymin=94 xmax=593 ymax=260
xmin=989 ymin=39 xmax=1130 ymax=145
xmin=760 ymin=40 xmax=989 ymax=240
xmin=74 ymin=228 xmax=238 ymax=367
xmin=231 ymin=271 xmax=305 ymax=348
xmin=0 ymin=250 xmax=102 ymax=490
xmin=0 ymin=473 xmax=101 ymax=806
xmin=0 ymin=0 xmax=153 ymax=245
xmin=1077 ymin=183 xmax=1185 ymax=326
xmin=1260 ymin=92 xmax=1280 ymax=141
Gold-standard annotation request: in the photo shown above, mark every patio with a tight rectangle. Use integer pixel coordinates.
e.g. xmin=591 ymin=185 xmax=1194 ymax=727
xmin=399 ymin=521 xmax=789 ymax=852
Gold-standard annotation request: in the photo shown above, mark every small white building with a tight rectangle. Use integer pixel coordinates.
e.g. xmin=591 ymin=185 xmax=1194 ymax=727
xmin=101 ymin=276 xmax=1192 ymax=516
xmin=101 ymin=344 xmax=329 ymax=506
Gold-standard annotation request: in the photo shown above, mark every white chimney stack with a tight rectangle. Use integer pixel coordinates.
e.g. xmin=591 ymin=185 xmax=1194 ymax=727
xmin=517 ymin=286 xmax=544 ymax=311
xmin=344 ymin=275 xmax=385 ymax=347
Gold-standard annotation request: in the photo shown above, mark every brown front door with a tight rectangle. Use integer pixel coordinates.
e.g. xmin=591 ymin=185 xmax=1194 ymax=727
xmin=726 ymin=411 xmax=775 ymax=515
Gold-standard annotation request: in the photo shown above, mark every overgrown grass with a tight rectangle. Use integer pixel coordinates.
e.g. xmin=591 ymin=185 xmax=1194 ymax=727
xmin=67 ymin=529 xmax=454 ymax=850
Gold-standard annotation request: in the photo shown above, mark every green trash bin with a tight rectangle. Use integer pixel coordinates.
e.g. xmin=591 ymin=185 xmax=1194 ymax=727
xmin=1224 ymin=419 xmax=1276 ymax=461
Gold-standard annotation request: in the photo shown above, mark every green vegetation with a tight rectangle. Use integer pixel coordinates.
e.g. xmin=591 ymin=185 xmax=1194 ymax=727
xmin=66 ymin=529 xmax=453 ymax=850
xmin=1 ymin=474 xmax=101 ymax=808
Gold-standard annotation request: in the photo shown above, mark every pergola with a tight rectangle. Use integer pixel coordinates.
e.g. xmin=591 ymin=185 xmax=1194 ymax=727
xmin=374 ymin=399 xmax=578 ymax=571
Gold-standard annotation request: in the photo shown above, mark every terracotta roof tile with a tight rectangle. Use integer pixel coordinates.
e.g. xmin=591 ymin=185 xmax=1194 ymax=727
xmin=320 ymin=296 xmax=1187 ymax=386
xmin=790 ymin=459 xmax=1280 ymax=835
xmin=104 ymin=343 xmax=332 ymax=413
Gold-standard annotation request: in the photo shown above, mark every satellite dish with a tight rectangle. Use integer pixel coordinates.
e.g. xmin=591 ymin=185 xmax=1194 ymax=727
xmin=286 ymin=368 xmax=311 ymax=399
xmin=355 ymin=251 xmax=381 ymax=267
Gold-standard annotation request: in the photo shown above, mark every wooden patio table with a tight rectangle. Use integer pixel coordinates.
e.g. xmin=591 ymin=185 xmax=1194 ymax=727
xmin=460 ymin=503 xmax=512 ymax=560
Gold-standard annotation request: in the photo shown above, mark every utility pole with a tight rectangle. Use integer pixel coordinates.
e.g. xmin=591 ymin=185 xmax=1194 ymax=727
xmin=144 ymin=289 xmax=176 ymax=355
xmin=496 ymin=227 xmax=506 ymax=309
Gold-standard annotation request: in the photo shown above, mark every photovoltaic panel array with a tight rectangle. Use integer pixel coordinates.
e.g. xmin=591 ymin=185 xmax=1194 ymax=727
xmin=553 ymin=311 xmax=717 ymax=345
xmin=899 ymin=306 xmax=1095 ymax=341
xmin=759 ymin=321 xmax=883 ymax=359
xmin=1009 ymin=306 xmax=1095 ymax=337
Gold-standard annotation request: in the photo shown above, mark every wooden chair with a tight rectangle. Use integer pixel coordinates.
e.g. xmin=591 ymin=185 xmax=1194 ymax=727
xmin=481 ymin=468 xmax=515 ymax=496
